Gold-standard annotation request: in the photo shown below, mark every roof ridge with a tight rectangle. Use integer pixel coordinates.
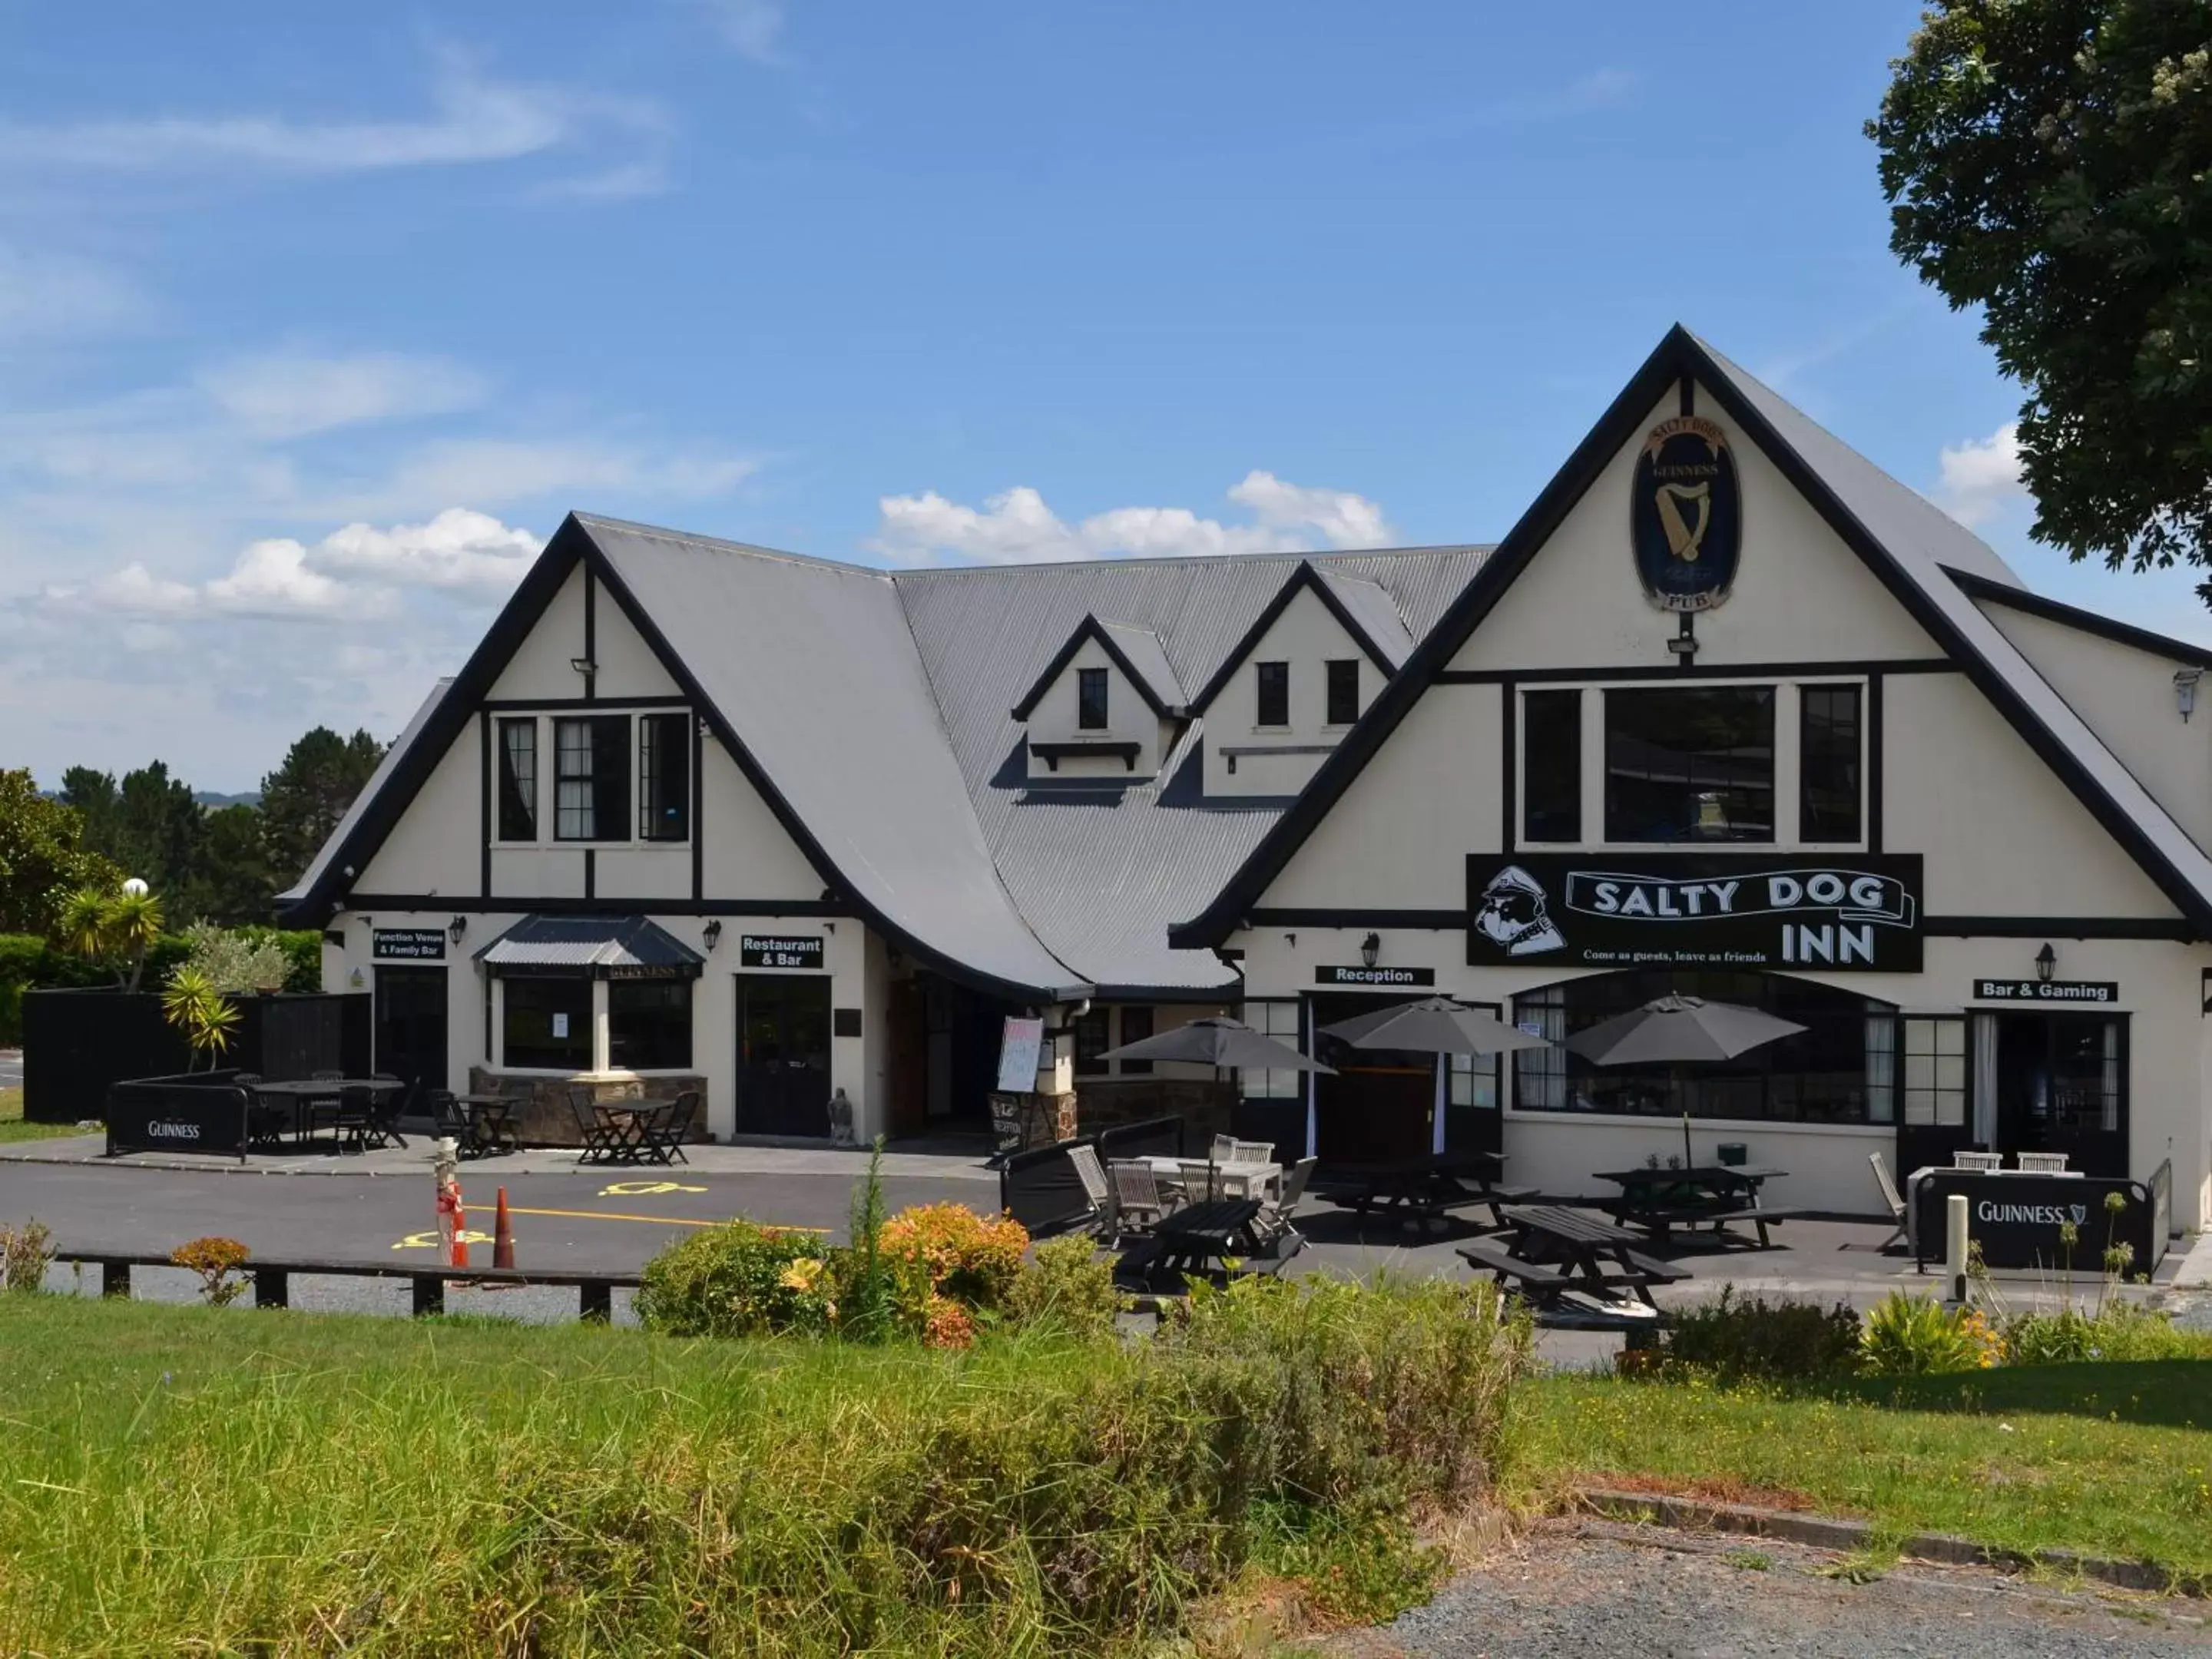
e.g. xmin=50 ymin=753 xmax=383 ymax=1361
xmin=571 ymin=513 xmax=896 ymax=584
xmin=887 ymin=542 xmax=1494 ymax=578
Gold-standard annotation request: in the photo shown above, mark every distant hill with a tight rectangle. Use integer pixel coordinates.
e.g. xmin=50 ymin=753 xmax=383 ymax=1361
xmin=194 ymin=792 xmax=262 ymax=809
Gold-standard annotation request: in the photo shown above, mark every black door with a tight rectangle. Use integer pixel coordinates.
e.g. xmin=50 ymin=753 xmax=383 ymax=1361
xmin=373 ymin=968 xmax=448 ymax=1101
xmin=1997 ymin=1012 xmax=2128 ymax=1178
xmin=735 ymin=975 xmax=833 ymax=1137
xmin=1309 ymin=992 xmax=1436 ymax=1165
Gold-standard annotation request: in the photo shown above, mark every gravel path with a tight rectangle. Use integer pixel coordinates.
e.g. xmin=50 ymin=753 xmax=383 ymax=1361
xmin=1340 ymin=1519 xmax=2212 ymax=1657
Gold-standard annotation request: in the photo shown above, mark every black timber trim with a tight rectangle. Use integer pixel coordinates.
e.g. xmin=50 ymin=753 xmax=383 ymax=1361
xmin=1500 ymin=677 xmax=1517 ymax=854
xmin=1008 ymin=614 xmax=1184 ymax=721
xmin=1187 ymin=561 xmax=1406 ymax=715
xmin=1029 ymin=739 xmax=1143 ymax=773
xmin=1170 ymin=324 xmax=2212 ymax=946
xmin=1867 ymin=672 xmax=1886 ymax=855
xmin=1246 ymin=908 xmax=1468 ymax=929
xmin=481 ymin=695 xmax=689 ymax=711
xmin=1088 ymin=983 xmax=1244 ymax=1003
xmin=1945 ymin=565 xmax=2212 ymax=670
xmin=283 ymin=514 xmax=1089 ymax=1003
xmin=690 ymin=715 xmax=704 ymax=902
xmin=478 ymin=708 xmax=492 ymax=898
xmin=584 ymin=848 xmax=595 ymax=899
xmin=581 ymin=565 xmax=597 ymax=701
xmin=1922 ymin=916 xmax=2197 ymax=941
xmin=1434 ymin=658 xmax=1958 ymax=684
xmin=343 ymin=894 xmax=850 ymax=917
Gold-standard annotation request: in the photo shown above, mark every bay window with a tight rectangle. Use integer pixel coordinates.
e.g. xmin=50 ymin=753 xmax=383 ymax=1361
xmin=502 ymin=975 xmax=594 ymax=1071
xmin=608 ymin=979 xmax=694 ymax=1070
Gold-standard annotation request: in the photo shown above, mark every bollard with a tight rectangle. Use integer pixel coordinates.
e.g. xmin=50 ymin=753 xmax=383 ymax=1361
xmin=433 ymin=1136 xmax=468 ymax=1270
xmin=1945 ymin=1192 xmax=1970 ymax=1303
xmin=492 ymin=1187 xmax=515 ymax=1271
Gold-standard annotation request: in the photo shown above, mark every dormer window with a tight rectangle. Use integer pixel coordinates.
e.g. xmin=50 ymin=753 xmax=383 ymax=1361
xmin=1078 ymin=667 xmax=1109 ymax=730
xmin=1326 ymin=659 xmax=1359 ymax=726
xmin=1257 ymin=662 xmax=1290 ymax=727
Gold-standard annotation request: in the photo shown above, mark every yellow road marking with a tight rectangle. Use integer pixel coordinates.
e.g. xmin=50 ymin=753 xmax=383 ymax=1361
xmin=392 ymin=1230 xmax=494 ymax=1251
xmin=598 ymin=1180 xmax=709 ymax=1197
xmin=502 ymin=1204 xmax=826 ymax=1232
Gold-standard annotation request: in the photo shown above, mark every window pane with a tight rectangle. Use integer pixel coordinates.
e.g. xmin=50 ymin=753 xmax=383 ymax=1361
xmin=638 ymin=713 xmax=690 ymax=842
xmin=1077 ymin=667 xmax=1108 ymax=730
xmin=497 ymin=719 xmax=536 ymax=841
xmin=1523 ymin=689 xmax=1581 ymax=842
xmin=608 ymin=979 xmax=692 ymax=1070
xmin=591 ymin=717 xmax=630 ymax=842
xmin=1256 ymin=661 xmax=1289 ymax=727
xmin=502 ymin=976 xmax=593 ymax=1070
xmin=1118 ymin=1005 xmax=1154 ymax=1075
xmin=555 ymin=717 xmax=630 ymax=841
xmin=1239 ymin=1001 xmax=1302 ymax=1098
xmin=1326 ymin=659 xmax=1359 ymax=726
xmin=1074 ymin=1008 xmax=1109 ymax=1075
xmin=1799 ymin=684 xmax=1863 ymax=843
xmin=1604 ymin=687 xmax=1775 ymax=843
xmin=555 ymin=719 xmax=594 ymax=840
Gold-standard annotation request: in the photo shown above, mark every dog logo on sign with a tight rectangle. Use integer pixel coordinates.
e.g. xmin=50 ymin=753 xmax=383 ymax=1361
xmin=1473 ymin=866 xmax=1565 ymax=958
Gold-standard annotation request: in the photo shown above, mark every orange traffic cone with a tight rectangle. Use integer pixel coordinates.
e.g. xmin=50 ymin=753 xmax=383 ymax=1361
xmin=493 ymin=1187 xmax=515 ymax=1270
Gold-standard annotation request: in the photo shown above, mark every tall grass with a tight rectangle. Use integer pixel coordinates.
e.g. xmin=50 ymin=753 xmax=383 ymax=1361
xmin=0 ymin=1274 xmax=1528 ymax=1655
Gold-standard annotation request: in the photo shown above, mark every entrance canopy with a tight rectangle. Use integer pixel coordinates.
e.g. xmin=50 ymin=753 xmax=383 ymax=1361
xmin=474 ymin=915 xmax=704 ymax=980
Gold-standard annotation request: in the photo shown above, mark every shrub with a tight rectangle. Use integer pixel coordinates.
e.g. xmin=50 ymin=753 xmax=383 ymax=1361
xmin=0 ymin=1220 xmax=53 ymax=1293
xmin=1008 ymin=1235 xmax=1122 ymax=1336
xmin=879 ymin=1203 xmax=1028 ymax=1313
xmin=1859 ymin=1291 xmax=1998 ymax=1376
xmin=634 ymin=1221 xmax=837 ymax=1338
xmin=2002 ymin=1302 xmax=2212 ymax=1366
xmin=1646 ymin=1287 xmax=1862 ymax=1382
xmin=169 ymin=1237 xmax=251 ymax=1307
xmin=177 ymin=923 xmax=293 ymax=995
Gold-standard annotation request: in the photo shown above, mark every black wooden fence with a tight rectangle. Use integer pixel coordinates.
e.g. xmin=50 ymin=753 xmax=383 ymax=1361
xmin=23 ymin=988 xmax=369 ymax=1124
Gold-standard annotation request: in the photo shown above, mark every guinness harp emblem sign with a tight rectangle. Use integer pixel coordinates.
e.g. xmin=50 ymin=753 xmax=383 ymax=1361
xmin=1631 ymin=413 xmax=1740 ymax=611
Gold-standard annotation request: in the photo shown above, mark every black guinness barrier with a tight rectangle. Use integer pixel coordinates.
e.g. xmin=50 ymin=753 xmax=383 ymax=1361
xmin=105 ymin=1070 xmax=252 ymax=1162
xmin=1095 ymin=1115 xmax=1185 ymax=1163
xmin=998 ymin=1137 xmax=1098 ymax=1238
xmin=1913 ymin=1167 xmax=2167 ymax=1274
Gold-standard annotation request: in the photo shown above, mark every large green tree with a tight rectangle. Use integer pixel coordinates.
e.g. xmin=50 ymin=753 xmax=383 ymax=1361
xmin=0 ymin=770 xmax=122 ymax=935
xmin=186 ymin=804 xmax=278 ymax=926
xmin=65 ymin=763 xmax=215 ymax=918
xmin=1869 ymin=2 xmax=2212 ymax=593
xmin=259 ymin=727 xmax=386 ymax=888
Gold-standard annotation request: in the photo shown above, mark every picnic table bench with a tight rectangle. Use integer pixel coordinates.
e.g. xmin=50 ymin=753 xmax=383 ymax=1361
xmin=1309 ymin=1150 xmax=1535 ymax=1231
xmin=1467 ymin=1204 xmax=1690 ymax=1309
xmin=1117 ymin=1197 xmax=1298 ymax=1287
xmin=1591 ymin=1165 xmax=1802 ymax=1248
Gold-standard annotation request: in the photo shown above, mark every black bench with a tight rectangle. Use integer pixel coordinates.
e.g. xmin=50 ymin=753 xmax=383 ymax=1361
xmin=57 ymin=1251 xmax=642 ymax=1322
xmin=1603 ymin=1204 xmax=1806 ymax=1249
xmin=1459 ymin=1237 xmax=1574 ymax=1297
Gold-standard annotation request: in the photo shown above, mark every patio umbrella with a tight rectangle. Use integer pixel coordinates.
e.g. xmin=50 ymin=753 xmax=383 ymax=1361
xmin=1564 ymin=995 xmax=1805 ymax=1067
xmin=1097 ymin=1017 xmax=1334 ymax=1073
xmin=1318 ymin=996 xmax=1554 ymax=1056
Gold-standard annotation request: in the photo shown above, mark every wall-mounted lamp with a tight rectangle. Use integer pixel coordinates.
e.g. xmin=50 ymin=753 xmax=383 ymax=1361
xmin=823 ymin=920 xmax=835 ymax=933
xmin=2177 ymin=668 xmax=2202 ymax=723
xmin=2036 ymin=942 xmax=2057 ymax=983
xmin=447 ymin=915 xmax=468 ymax=945
xmin=703 ymin=919 xmax=724 ymax=951
xmin=1359 ymin=931 xmax=1382 ymax=969
xmin=569 ymin=656 xmax=598 ymax=676
xmin=1283 ymin=932 xmax=1296 ymax=949
xmin=347 ymin=967 xmax=366 ymax=989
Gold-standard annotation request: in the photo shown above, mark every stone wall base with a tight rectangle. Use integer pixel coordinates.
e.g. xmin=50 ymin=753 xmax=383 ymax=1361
xmin=468 ymin=1068 xmax=708 ymax=1147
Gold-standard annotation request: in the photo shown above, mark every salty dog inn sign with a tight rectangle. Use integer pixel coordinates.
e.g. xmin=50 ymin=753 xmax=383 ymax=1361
xmin=1466 ymin=854 xmax=1924 ymax=972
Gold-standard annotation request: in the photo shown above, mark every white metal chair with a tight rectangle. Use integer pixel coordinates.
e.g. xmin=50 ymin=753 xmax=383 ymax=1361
xmin=1868 ymin=1151 xmax=1909 ymax=1253
xmin=1257 ymin=1155 xmax=1319 ymax=1245
xmin=1209 ymin=1134 xmax=1238 ymax=1163
xmin=1068 ymin=1143 xmax=1114 ymax=1237
xmin=1231 ymin=1138 xmax=1279 ymax=1167
xmin=2016 ymin=1151 xmax=2071 ymax=1174
xmin=1110 ymin=1161 xmax=1173 ymax=1234
xmin=1952 ymin=1150 xmax=2004 ymax=1172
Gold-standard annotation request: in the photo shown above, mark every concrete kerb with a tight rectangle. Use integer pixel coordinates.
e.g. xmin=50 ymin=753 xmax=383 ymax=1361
xmin=1574 ymin=1487 xmax=2200 ymax=1598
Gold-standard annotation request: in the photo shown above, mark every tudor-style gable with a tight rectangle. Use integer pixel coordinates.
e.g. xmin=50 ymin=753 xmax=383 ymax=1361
xmin=1011 ymin=614 xmax=1186 ymax=781
xmin=1172 ymin=326 xmax=2212 ymax=947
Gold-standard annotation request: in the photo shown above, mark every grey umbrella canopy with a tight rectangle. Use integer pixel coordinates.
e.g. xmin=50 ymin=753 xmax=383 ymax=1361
xmin=1564 ymin=995 xmax=1806 ymax=1066
xmin=1098 ymin=1017 xmax=1335 ymax=1073
xmin=1317 ymin=996 xmax=1554 ymax=1056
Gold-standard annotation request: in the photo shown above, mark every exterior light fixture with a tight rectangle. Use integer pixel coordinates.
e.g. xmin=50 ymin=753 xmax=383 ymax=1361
xmin=2177 ymin=668 xmax=2202 ymax=722
xmin=121 ymin=876 xmax=150 ymax=898
xmin=703 ymin=919 xmax=724 ymax=951
xmin=569 ymin=656 xmax=598 ymax=676
xmin=1360 ymin=931 xmax=1381 ymax=969
xmin=2035 ymin=942 xmax=2056 ymax=983
xmin=447 ymin=915 xmax=468 ymax=945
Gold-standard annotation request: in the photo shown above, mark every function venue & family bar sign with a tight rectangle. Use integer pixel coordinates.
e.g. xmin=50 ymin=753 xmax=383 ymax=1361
xmin=1467 ymin=853 xmax=1924 ymax=972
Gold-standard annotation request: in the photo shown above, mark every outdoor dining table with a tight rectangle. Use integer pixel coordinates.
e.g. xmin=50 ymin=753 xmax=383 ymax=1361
xmin=1310 ymin=1149 xmax=1531 ymax=1231
xmin=1590 ymin=1164 xmax=1796 ymax=1248
xmin=1134 ymin=1197 xmax=1267 ymax=1283
xmin=1142 ymin=1156 xmax=1281 ymax=1202
xmin=247 ymin=1078 xmax=406 ymax=1146
xmin=1468 ymin=1204 xmax=1689 ymax=1312
xmin=452 ymin=1093 xmax=522 ymax=1157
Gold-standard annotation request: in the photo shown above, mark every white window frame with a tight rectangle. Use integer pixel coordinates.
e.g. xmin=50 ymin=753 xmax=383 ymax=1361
xmin=491 ymin=975 xmax=697 ymax=1076
xmin=488 ymin=710 xmax=695 ymax=851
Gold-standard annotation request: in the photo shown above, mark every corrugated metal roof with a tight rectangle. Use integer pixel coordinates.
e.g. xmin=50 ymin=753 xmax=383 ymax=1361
xmin=1314 ymin=569 xmax=1415 ymax=665
xmin=476 ymin=913 xmax=704 ymax=975
xmin=1097 ymin=620 xmax=1187 ymax=711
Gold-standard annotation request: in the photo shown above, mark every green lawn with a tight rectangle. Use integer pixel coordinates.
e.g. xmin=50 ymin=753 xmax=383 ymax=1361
xmin=1524 ymin=1365 xmax=2212 ymax=1581
xmin=0 ymin=1085 xmax=87 ymax=1142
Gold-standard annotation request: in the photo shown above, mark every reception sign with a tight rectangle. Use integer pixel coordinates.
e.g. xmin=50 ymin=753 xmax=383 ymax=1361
xmin=1467 ymin=853 xmax=1923 ymax=972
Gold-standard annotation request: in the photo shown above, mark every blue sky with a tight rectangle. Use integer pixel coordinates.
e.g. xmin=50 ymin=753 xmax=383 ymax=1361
xmin=2 ymin=1 xmax=2201 ymax=790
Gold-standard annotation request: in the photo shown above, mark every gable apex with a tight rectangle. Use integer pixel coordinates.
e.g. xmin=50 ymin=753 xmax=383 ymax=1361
xmin=1187 ymin=559 xmax=1411 ymax=714
xmin=1009 ymin=613 xmax=1187 ymax=721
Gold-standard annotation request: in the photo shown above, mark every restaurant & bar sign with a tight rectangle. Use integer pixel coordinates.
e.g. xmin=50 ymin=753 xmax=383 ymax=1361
xmin=1467 ymin=853 xmax=1923 ymax=972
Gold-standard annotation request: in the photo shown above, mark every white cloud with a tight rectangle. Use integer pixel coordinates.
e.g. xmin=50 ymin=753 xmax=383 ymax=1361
xmin=694 ymin=0 xmax=786 ymax=64
xmin=358 ymin=439 xmax=757 ymax=515
xmin=204 ymin=538 xmax=364 ymax=618
xmin=870 ymin=470 xmax=1396 ymax=567
xmin=0 ymin=243 xmax=147 ymax=339
xmin=313 ymin=508 xmax=542 ymax=593
xmin=199 ymin=353 xmax=487 ymax=440
xmin=1936 ymin=422 xmax=2029 ymax=528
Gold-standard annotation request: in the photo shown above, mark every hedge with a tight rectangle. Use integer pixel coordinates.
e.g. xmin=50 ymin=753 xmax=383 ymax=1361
xmin=0 ymin=931 xmax=320 ymax=1046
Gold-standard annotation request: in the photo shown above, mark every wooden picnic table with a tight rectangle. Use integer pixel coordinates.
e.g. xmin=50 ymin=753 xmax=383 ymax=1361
xmin=1590 ymin=1164 xmax=1798 ymax=1248
xmin=1310 ymin=1149 xmax=1534 ymax=1231
xmin=1120 ymin=1197 xmax=1278 ymax=1286
xmin=1463 ymin=1204 xmax=1689 ymax=1313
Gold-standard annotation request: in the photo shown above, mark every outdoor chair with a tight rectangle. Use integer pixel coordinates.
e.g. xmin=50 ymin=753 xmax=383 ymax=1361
xmin=1255 ymin=1155 xmax=1318 ymax=1244
xmin=326 ymin=1084 xmax=376 ymax=1154
xmin=310 ymin=1069 xmax=343 ymax=1083
xmin=1067 ymin=1143 xmax=1114 ymax=1238
xmin=1952 ymin=1150 xmax=2003 ymax=1172
xmin=426 ymin=1089 xmax=472 ymax=1147
xmin=639 ymin=1091 xmax=700 ymax=1165
xmin=361 ymin=1080 xmax=413 ymax=1151
xmin=1230 ymin=1138 xmax=1278 ymax=1167
xmin=1109 ymin=1161 xmax=1173 ymax=1235
xmin=1868 ymin=1151 xmax=1909 ymax=1253
xmin=568 ymin=1085 xmax=621 ymax=1165
xmin=1209 ymin=1134 xmax=1238 ymax=1163
xmin=2016 ymin=1151 xmax=2070 ymax=1174
xmin=237 ymin=1076 xmax=286 ymax=1147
